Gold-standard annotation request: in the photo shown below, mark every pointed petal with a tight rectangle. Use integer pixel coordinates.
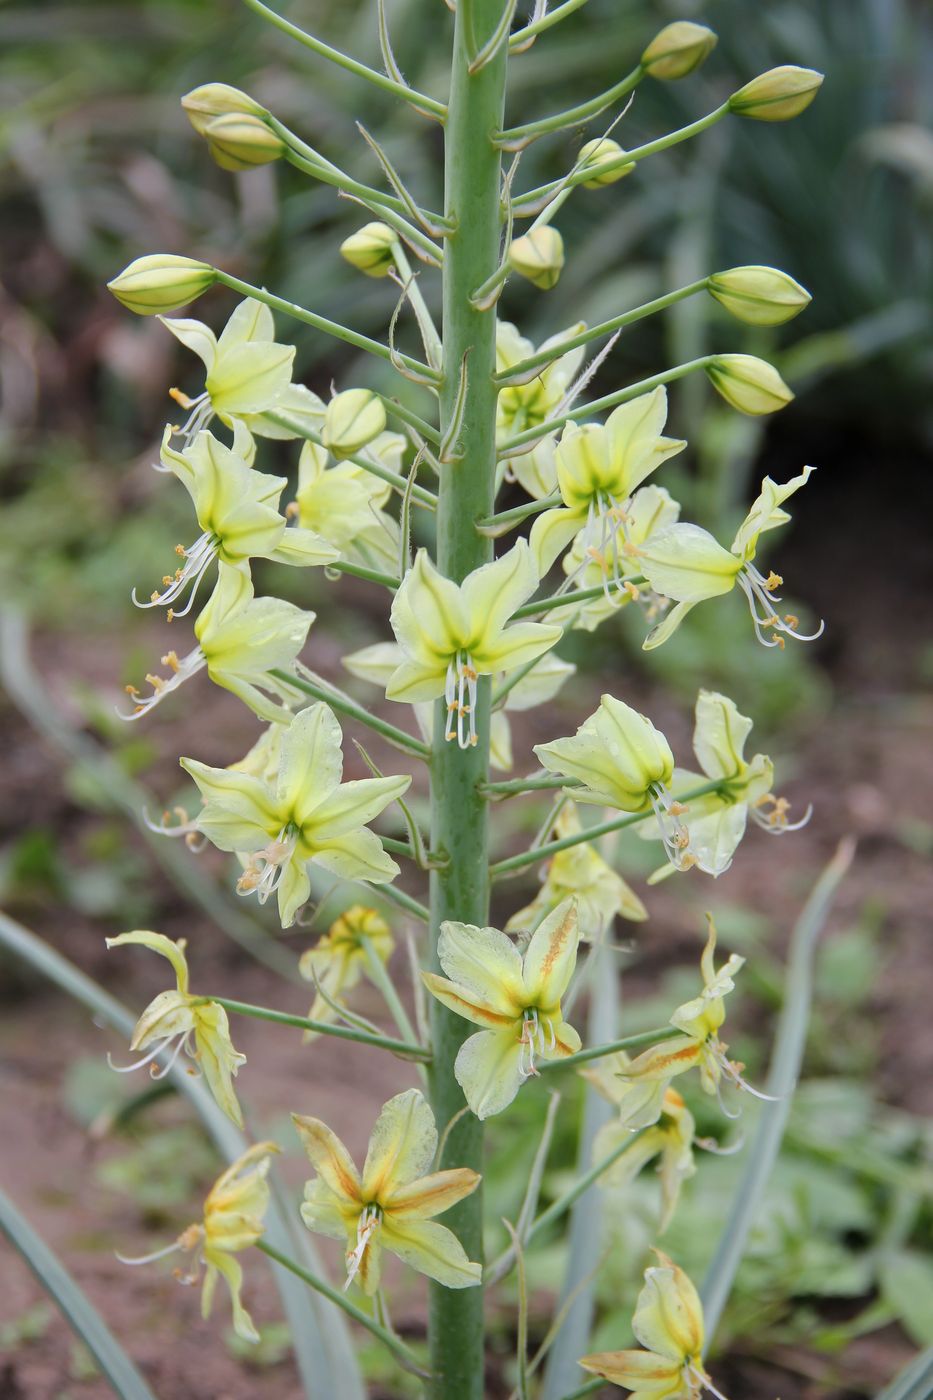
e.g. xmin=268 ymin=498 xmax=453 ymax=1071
xmin=105 ymin=930 xmax=190 ymax=994
xmin=436 ymin=921 xmax=526 ymax=1013
xmin=632 ymin=1258 xmax=705 ymax=1360
xmin=461 ymin=540 xmax=540 ymax=642
xmin=217 ymin=296 xmax=276 ymax=348
xmin=504 ymin=653 xmax=575 ymax=712
xmin=421 ymin=972 xmax=521 ymax=1030
xmin=643 ymin=598 xmax=699 ymax=651
xmin=620 ymin=1037 xmax=702 ymax=1083
xmin=306 ymin=774 xmax=410 ymax=839
xmin=180 ymin=757 xmax=281 ymax=851
xmin=604 ymin=386 xmax=686 ymax=495
xmin=384 ymin=1168 xmax=481 ymax=1220
xmin=361 ymin=1088 xmax=436 ymax=1199
xmin=692 ymin=690 xmax=752 ymax=780
xmin=308 ymin=828 xmax=401 ymax=884
xmin=208 ymin=340 xmax=295 ymax=416
xmin=299 ymin=1179 xmax=354 ymax=1242
xmin=276 ymin=856 xmax=312 ymax=929
xmin=158 ymin=315 xmax=217 ymax=370
xmin=276 ymin=703 xmax=344 ymax=818
xmin=455 ymin=1027 xmax=526 ymax=1119
xmin=292 ymin=1114 xmax=362 ymax=1204
xmin=381 ymin=1217 xmax=481 ymax=1289
xmin=521 ymin=899 xmax=580 ymax=1005
xmin=193 ymin=1004 xmax=246 ymax=1128
xmin=384 ymin=658 xmax=446 ymax=703
xmin=270 ymin=526 xmax=341 ymax=568
xmin=471 ymin=620 xmax=562 ymax=676
xmin=578 ymin=1348 xmax=683 ymax=1389
xmin=638 ymin=523 xmax=741 ymax=603
xmin=390 ymin=550 xmax=467 ymax=664
xmin=529 ymin=506 xmax=584 ymax=574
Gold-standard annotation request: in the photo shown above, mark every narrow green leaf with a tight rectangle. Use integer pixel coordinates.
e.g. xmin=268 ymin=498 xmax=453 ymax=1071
xmin=0 ymin=1185 xmax=156 ymax=1400
xmin=875 ymin=1345 xmax=933 ymax=1400
xmin=699 ymin=838 xmax=856 ymax=1338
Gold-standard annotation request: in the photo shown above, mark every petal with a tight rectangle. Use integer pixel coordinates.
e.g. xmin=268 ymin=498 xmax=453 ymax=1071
xmin=276 ymin=856 xmax=311 ymax=928
xmin=578 ymin=1348 xmax=683 ymax=1391
xmin=180 ymin=758 xmax=281 ymax=851
xmin=489 ymin=711 xmax=513 ymax=772
xmin=208 ymin=340 xmax=295 ymax=416
xmin=270 ymin=526 xmax=341 ymax=568
xmin=306 ymin=774 xmax=411 ymax=839
xmin=342 ymin=642 xmax=406 ymax=687
xmin=529 ymin=506 xmax=584 ymax=574
xmin=105 ymin=930 xmax=190 ymax=995
xmin=292 ymin=1114 xmax=362 ymax=1204
xmin=205 ymin=594 xmax=313 ymax=677
xmin=158 ymin=315 xmax=217 ymax=370
xmin=685 ymin=803 xmax=748 ymax=876
xmin=194 ymin=1004 xmax=246 ymax=1128
xmin=731 ymin=464 xmax=814 ymax=560
xmin=276 ymin=703 xmax=344 ymax=819
xmin=361 ymin=1088 xmax=437 ymax=1200
xmin=421 ymin=972 xmax=521 ymax=1030
xmin=249 ymin=382 xmax=327 ymax=439
xmin=299 ymin=1179 xmax=354 ymax=1242
xmin=643 ymin=599 xmax=699 ymax=651
xmin=471 ymin=620 xmax=562 ymax=676
xmin=436 ymin=921 xmax=526 ymax=1013
xmin=692 ymin=690 xmax=752 ymax=780
xmin=217 ymin=296 xmax=275 ymax=349
xmin=390 ymin=550 xmax=467 ymax=663
xmin=308 ymin=828 xmax=401 ymax=884
xmin=521 ymin=899 xmax=580 ymax=1006
xmin=461 ymin=540 xmax=541 ymax=642
xmin=620 ymin=1037 xmax=702 ymax=1084
xmin=385 ymin=659 xmax=446 ymax=703
xmin=384 ymin=1168 xmax=480 ymax=1220
xmin=504 ymin=653 xmax=575 ymax=712
xmin=202 ymin=1251 xmax=259 ymax=1343
xmin=126 ymin=989 xmax=195 ymax=1050
xmin=455 ymin=1027 xmax=526 ymax=1119
xmin=507 ymin=438 xmax=559 ymax=500
xmin=604 ymin=386 xmax=687 ymax=495
xmin=633 ymin=1258 xmax=705 ymax=1360
xmin=380 ymin=1217 xmax=482 ymax=1290
xmin=637 ymin=523 xmax=741 ymax=603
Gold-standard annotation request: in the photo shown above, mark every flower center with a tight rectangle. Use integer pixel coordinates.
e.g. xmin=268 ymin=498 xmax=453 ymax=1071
xmin=236 ymin=825 xmax=299 ymax=904
xmin=167 ymin=387 xmax=215 ymax=449
xmin=518 ymin=1007 xmax=557 ymax=1078
xmin=445 ymin=650 xmax=479 ymax=749
xmin=648 ymin=783 xmax=697 ymax=873
xmin=345 ymin=1204 xmax=382 ymax=1290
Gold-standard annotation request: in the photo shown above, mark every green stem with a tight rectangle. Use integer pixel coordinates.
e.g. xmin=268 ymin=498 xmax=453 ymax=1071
xmin=264 ymin=412 xmax=438 ymax=509
xmin=476 ymin=491 xmax=559 ymax=533
xmin=270 ymin=668 xmax=430 ymax=760
xmin=511 ymin=574 xmax=647 ymax=619
xmin=490 ymin=780 xmax=725 ymax=877
xmin=211 ymin=996 xmax=431 ymax=1060
xmin=328 ymin=560 xmax=399 ymax=589
xmin=513 ymin=102 xmax=731 ymax=212
xmin=498 ymin=65 xmax=643 ymax=145
xmin=494 ymin=278 xmax=709 ymax=383
xmin=360 ymin=934 xmax=421 ymax=1048
xmin=538 ymin=1024 xmax=681 ymax=1073
xmin=427 ymin=8 xmax=509 ymax=1395
xmin=378 ymin=882 xmax=431 ymax=924
xmin=392 ymin=240 xmax=444 ymax=372
xmin=214 ymin=270 xmax=440 ymax=383
xmin=480 ymin=774 xmax=571 ymax=796
xmin=379 ymin=394 xmax=443 ymax=446
xmin=509 ymin=0 xmax=591 ymax=48
xmin=256 ymin=1241 xmax=429 ymax=1376
xmin=487 ymin=1126 xmax=649 ymax=1284
xmin=498 ymin=355 xmax=714 ymax=452
xmin=240 ymin=0 xmax=446 ymax=119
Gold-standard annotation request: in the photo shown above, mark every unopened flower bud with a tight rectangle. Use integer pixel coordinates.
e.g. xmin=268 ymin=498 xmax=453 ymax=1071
xmin=509 ymin=227 xmax=565 ymax=290
xmin=323 ymin=389 xmax=387 ymax=459
xmin=578 ymin=138 xmax=635 ymax=188
xmin=202 ymin=113 xmax=285 ymax=171
xmin=729 ymin=66 xmax=823 ymax=122
xmin=706 ymin=354 xmax=794 ymax=415
xmin=107 ymin=254 xmax=217 ymax=316
xmin=340 ymin=222 xmax=397 ymax=278
xmin=641 ymin=21 xmax=717 ymax=80
xmin=181 ymin=83 xmax=266 ymax=136
xmin=707 ymin=265 xmax=811 ymax=326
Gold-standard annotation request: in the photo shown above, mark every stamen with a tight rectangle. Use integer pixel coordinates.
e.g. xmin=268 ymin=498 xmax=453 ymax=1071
xmin=107 ymin=1035 xmax=178 ymax=1075
xmin=236 ymin=826 xmax=299 ymax=905
xmin=117 ymin=647 xmax=206 ymax=721
xmin=115 ymin=1239 xmax=184 ymax=1267
xmin=345 ymin=1206 xmax=381 ymax=1291
xmin=445 ymin=652 xmax=479 ymax=749
xmin=648 ymin=784 xmax=697 ymax=872
xmin=131 ymin=532 xmax=218 ymax=619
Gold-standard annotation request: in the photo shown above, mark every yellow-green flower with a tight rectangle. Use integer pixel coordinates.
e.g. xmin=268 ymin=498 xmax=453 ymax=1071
xmin=422 ymin=899 xmax=582 ymax=1119
xmin=294 ymin=1089 xmax=481 ymax=1293
xmin=535 ymin=696 xmax=694 ymax=870
xmin=299 ymin=905 xmax=394 ymax=1037
xmin=496 ymin=319 xmax=586 ymax=498
xmin=639 ymin=690 xmax=809 ymax=880
xmin=123 ymin=562 xmax=314 ymax=724
xmin=181 ymin=702 xmax=411 ymax=927
xmin=119 ymin=1142 xmax=279 ymax=1343
xmin=586 ymin=1059 xmax=696 ymax=1232
xmin=580 ymin=1251 xmax=723 ymax=1399
xmin=529 ymin=387 xmax=686 ymax=575
xmin=105 ymin=931 xmax=246 ymax=1126
xmin=551 ymin=483 xmax=681 ymax=632
xmin=140 ymin=428 xmax=337 ymax=617
xmin=160 ymin=296 xmax=323 ymax=445
xmin=294 ymin=433 xmax=404 ymax=573
xmin=619 ymin=920 xmax=749 ymax=1109
xmin=386 ymin=541 xmax=562 ymax=750
xmin=635 ymin=466 xmax=822 ymax=650
xmin=344 ymin=639 xmax=573 ymax=772
xmin=506 ymin=802 xmax=647 ymax=939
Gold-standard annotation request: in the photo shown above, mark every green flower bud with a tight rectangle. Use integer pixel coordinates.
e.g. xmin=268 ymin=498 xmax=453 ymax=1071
xmin=181 ymin=83 xmax=266 ymax=136
xmin=509 ymin=227 xmax=565 ymax=291
xmin=107 ymin=254 xmax=217 ymax=316
xmin=578 ymin=138 xmax=635 ymax=189
xmin=729 ymin=66 xmax=823 ymax=122
xmin=340 ymin=222 xmax=397 ymax=278
xmin=706 ymin=354 xmax=794 ymax=416
xmin=203 ymin=113 xmax=285 ymax=171
xmin=323 ymin=389 xmax=387 ymax=459
xmin=707 ymin=265 xmax=812 ymax=326
xmin=641 ymin=21 xmax=718 ymax=80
